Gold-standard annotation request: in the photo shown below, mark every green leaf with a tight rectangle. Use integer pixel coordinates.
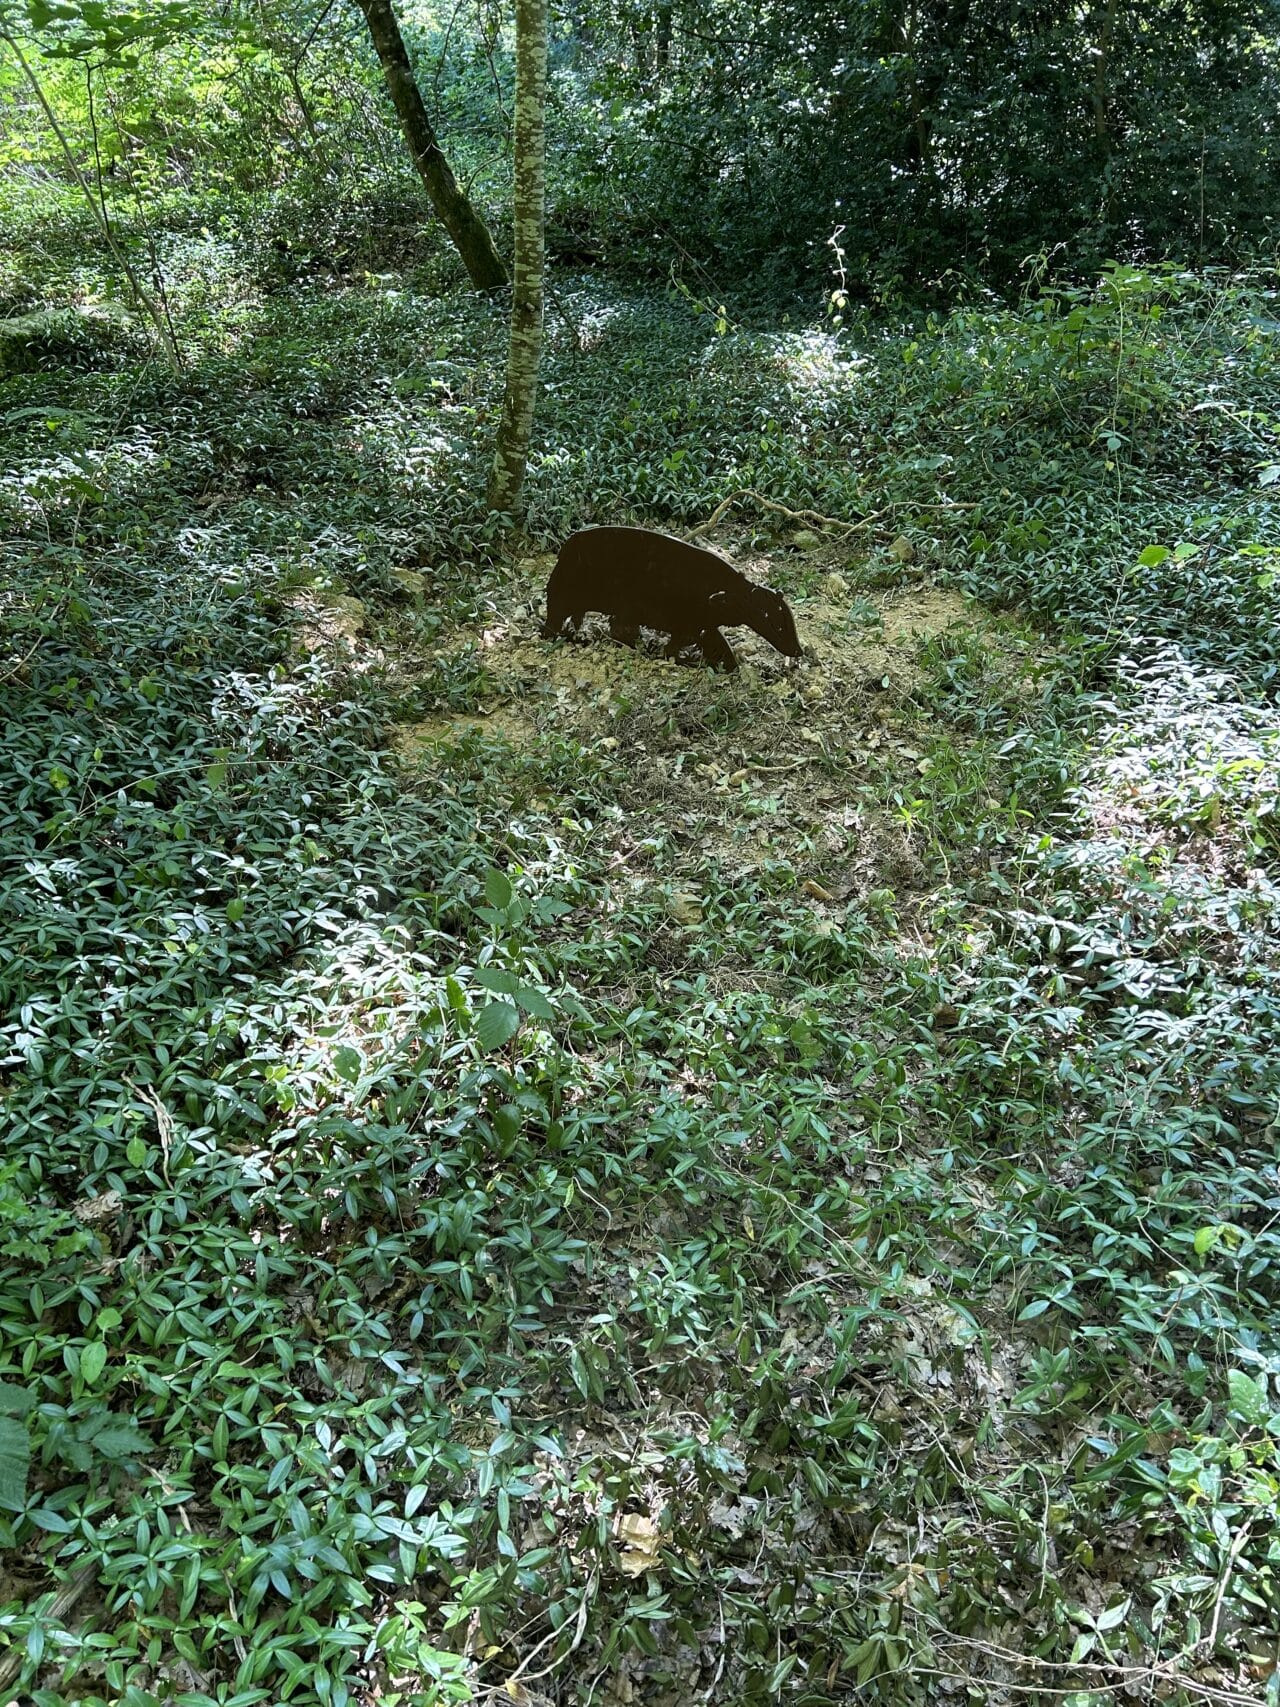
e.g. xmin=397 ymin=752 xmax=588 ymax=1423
xmin=0 ymin=1416 xmax=30 ymax=1512
xmin=126 ymin=1136 xmax=147 ymax=1168
xmin=484 ymin=868 xmax=514 ymax=910
xmin=476 ymin=968 xmax=555 ymax=1018
xmin=30 ymin=1506 xmax=72 ymax=1532
xmin=1136 ymin=544 xmax=1170 ymax=568
xmin=512 ymin=984 xmax=555 ymax=1019
xmin=91 ymin=1423 xmax=151 ymax=1460
xmin=48 ymin=765 xmax=71 ymax=791
xmin=475 ymin=966 xmax=521 ymax=996
xmin=226 ymin=896 xmax=246 ymax=923
xmin=1095 ymin=1597 xmax=1131 ymax=1631
xmin=768 ymin=1656 xmax=798 ymax=1692
xmin=475 ymin=1001 xmax=520 ymax=1052
xmin=569 ymin=1348 xmax=589 ymax=1398
xmin=0 ymin=1383 xmax=36 ymax=1418
xmin=333 ymin=1045 xmax=362 ymax=1084
xmin=80 ymin=1340 xmax=107 ymax=1386
xmin=1228 ymin=1369 xmax=1271 ymax=1427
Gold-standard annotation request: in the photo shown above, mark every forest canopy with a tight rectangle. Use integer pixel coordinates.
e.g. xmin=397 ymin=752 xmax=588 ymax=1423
xmin=4 ymin=0 xmax=1280 ymax=301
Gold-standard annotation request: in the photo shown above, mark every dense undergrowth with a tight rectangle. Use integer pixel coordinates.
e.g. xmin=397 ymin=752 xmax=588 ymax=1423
xmin=2 ymin=207 xmax=1280 ymax=1707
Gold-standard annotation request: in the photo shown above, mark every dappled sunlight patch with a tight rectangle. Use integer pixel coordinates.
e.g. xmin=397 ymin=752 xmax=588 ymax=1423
xmin=157 ymin=228 xmax=265 ymax=327
xmin=997 ymin=652 xmax=1280 ymax=1141
xmin=392 ymin=706 xmax=540 ymax=752
xmin=390 ymin=552 xmax=1006 ymax=922
xmin=798 ymin=576 xmax=976 ymax=698
xmin=400 ymin=547 xmax=978 ymax=746
xmin=549 ymin=290 xmax=626 ymax=352
xmin=343 ymin=400 xmax=473 ymax=505
xmin=938 ymin=648 xmax=1280 ymax=1177
xmin=755 ymin=325 xmax=868 ymax=395
xmin=1083 ymin=647 xmax=1280 ymax=859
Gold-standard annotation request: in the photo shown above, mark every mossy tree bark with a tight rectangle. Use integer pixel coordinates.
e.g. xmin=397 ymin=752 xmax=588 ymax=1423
xmin=486 ymin=0 xmax=548 ymax=517
xmin=353 ymin=0 xmax=507 ymax=292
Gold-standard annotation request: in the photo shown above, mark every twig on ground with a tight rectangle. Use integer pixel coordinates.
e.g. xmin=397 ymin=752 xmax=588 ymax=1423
xmin=693 ymin=488 xmax=865 ymax=538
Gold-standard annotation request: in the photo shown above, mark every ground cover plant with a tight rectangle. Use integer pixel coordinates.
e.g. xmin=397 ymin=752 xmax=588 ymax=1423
xmin=4 ymin=7 xmax=1280 ymax=1703
xmin=4 ymin=232 xmax=1280 ymax=1704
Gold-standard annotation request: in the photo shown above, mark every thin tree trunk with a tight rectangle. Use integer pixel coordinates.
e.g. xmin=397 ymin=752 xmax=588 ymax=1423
xmin=353 ymin=0 xmax=506 ymax=291
xmin=486 ymin=0 xmax=547 ymax=516
xmin=1090 ymin=0 xmax=1118 ymax=141
xmin=655 ymin=1 xmax=672 ymax=74
xmin=1089 ymin=0 xmax=1119 ymax=229
xmin=902 ymin=0 xmax=931 ymax=171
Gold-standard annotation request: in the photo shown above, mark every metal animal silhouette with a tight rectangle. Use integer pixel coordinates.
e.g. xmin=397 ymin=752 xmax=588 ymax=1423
xmin=543 ymin=526 xmax=801 ymax=672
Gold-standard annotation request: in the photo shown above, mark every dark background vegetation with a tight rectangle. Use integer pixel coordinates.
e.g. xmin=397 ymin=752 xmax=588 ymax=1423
xmin=6 ymin=0 xmax=1280 ymax=302
xmin=2 ymin=2 xmax=1280 ymax=1704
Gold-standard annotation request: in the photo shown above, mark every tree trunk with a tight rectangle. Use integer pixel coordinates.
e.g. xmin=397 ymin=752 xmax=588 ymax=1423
xmin=902 ymin=0 xmax=932 ymax=171
xmin=486 ymin=0 xmax=548 ymax=516
xmin=1089 ymin=0 xmax=1119 ymax=144
xmin=353 ymin=0 xmax=507 ymax=291
xmin=655 ymin=1 xmax=672 ymax=74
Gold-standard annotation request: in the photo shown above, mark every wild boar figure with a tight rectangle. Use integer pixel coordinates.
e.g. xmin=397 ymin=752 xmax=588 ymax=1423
xmin=543 ymin=525 xmax=801 ymax=672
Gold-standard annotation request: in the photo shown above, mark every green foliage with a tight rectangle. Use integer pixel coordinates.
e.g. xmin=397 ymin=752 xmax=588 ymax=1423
xmin=0 ymin=1385 xmax=35 ymax=1513
xmin=554 ymin=0 xmax=1280 ymax=289
xmin=4 ymin=40 xmax=1280 ymax=1695
xmin=11 ymin=0 xmax=205 ymax=63
xmin=6 ymin=0 xmax=1279 ymax=313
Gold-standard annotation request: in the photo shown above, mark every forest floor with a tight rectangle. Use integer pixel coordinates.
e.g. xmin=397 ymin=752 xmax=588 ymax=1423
xmin=3 ymin=241 xmax=1280 ymax=1707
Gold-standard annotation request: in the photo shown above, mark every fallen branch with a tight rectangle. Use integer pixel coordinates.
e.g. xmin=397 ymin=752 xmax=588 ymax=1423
xmin=925 ymin=1627 xmax=1261 ymax=1707
xmin=693 ymin=488 xmax=865 ymax=538
xmin=693 ymin=488 xmax=979 ymax=541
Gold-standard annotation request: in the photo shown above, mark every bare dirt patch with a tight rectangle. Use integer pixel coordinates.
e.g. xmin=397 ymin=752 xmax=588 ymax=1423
xmin=286 ymin=587 xmax=375 ymax=663
xmin=392 ymin=538 xmax=1021 ymax=905
xmin=394 ymin=548 xmax=975 ymax=752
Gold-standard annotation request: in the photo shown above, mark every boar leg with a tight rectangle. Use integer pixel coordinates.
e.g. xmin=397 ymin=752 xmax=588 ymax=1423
xmin=542 ymin=599 xmax=573 ymax=639
xmin=696 ymin=627 xmax=738 ymax=671
xmin=663 ymin=630 xmax=699 ymax=663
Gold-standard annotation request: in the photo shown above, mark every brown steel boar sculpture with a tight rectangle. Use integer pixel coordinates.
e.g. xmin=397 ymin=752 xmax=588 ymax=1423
xmin=543 ymin=525 xmax=802 ymax=672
